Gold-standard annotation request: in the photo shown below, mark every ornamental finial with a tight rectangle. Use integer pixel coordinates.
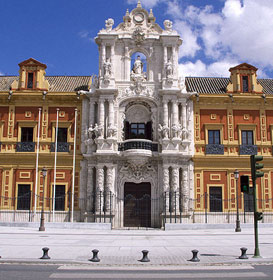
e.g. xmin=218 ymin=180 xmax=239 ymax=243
xmin=137 ymin=0 xmax=142 ymax=8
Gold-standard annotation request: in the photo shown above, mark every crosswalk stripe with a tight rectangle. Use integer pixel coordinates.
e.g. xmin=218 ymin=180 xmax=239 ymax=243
xmin=50 ymin=272 xmax=267 ymax=279
xmin=58 ymin=265 xmax=255 ymax=271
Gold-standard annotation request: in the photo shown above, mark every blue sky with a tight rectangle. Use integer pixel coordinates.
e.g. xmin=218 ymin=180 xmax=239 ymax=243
xmin=0 ymin=0 xmax=272 ymax=78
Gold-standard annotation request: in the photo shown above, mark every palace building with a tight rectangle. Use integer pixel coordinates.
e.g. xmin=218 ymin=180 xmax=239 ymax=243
xmin=187 ymin=63 xmax=273 ymax=223
xmin=0 ymin=58 xmax=88 ymax=222
xmin=1 ymin=1 xmax=273 ymax=228
xmin=79 ymin=1 xmax=194 ymax=228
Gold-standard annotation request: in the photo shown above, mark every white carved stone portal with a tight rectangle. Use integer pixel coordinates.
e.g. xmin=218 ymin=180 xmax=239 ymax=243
xmin=80 ymin=1 xmax=194 ymax=228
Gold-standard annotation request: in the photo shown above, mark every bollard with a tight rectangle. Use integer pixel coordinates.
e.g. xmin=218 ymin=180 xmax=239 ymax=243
xmin=239 ymin=247 xmax=248 ymax=259
xmin=40 ymin=247 xmax=50 ymax=259
xmin=139 ymin=250 xmax=150 ymax=262
xmin=89 ymin=249 xmax=100 ymax=262
xmin=189 ymin=249 xmax=200 ymax=262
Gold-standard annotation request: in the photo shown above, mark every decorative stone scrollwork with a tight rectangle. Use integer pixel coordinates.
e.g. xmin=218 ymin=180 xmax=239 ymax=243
xmin=119 ymin=161 xmax=156 ymax=182
xmin=132 ymin=27 xmax=145 ymax=45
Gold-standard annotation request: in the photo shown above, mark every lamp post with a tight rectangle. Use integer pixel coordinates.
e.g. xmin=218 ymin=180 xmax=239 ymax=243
xmin=234 ymin=169 xmax=241 ymax=232
xmin=39 ymin=167 xmax=47 ymax=231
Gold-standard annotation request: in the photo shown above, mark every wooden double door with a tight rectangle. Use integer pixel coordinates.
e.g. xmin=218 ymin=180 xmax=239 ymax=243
xmin=124 ymin=182 xmax=151 ymax=227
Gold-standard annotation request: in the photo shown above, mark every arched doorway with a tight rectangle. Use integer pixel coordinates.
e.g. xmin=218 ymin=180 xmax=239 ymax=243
xmin=124 ymin=182 xmax=151 ymax=227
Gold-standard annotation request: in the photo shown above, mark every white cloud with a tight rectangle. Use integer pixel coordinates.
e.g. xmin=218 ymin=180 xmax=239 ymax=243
xmin=78 ymin=31 xmax=95 ymax=43
xmin=178 ymin=59 xmax=239 ymax=78
xmin=174 ymin=21 xmax=201 ymax=58
xmin=127 ymin=0 xmax=161 ymax=8
xmin=165 ymin=0 xmax=273 ymax=76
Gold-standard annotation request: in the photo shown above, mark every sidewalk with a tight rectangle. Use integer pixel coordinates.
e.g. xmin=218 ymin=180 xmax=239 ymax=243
xmin=0 ymin=225 xmax=273 ymax=266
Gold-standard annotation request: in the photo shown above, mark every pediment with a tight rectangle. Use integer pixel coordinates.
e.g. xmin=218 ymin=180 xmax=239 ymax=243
xmin=229 ymin=63 xmax=258 ymax=72
xmin=18 ymin=58 xmax=47 ymax=69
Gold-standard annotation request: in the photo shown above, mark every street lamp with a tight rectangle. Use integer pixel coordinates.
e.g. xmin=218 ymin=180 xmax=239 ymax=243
xmin=39 ymin=167 xmax=47 ymax=231
xmin=234 ymin=169 xmax=241 ymax=232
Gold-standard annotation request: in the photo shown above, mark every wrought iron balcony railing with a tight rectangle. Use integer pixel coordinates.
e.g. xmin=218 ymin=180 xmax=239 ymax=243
xmin=118 ymin=140 xmax=158 ymax=152
xmin=50 ymin=142 xmax=70 ymax=152
xmin=239 ymin=145 xmax=257 ymax=155
xmin=205 ymin=144 xmax=224 ymax=155
xmin=16 ymin=142 xmax=35 ymax=152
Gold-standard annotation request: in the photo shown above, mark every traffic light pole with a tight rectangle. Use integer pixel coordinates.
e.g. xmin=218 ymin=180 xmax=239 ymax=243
xmin=252 ymin=177 xmax=260 ymax=258
xmin=251 ymin=155 xmax=264 ymax=258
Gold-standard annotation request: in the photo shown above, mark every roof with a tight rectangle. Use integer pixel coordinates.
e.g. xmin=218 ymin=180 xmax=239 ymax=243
xmin=0 ymin=76 xmax=91 ymax=92
xmin=185 ymin=77 xmax=273 ymax=95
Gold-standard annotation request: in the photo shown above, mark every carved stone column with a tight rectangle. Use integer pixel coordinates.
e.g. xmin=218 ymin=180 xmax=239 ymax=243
xmin=163 ymin=165 xmax=170 ymax=212
xmin=163 ymin=100 xmax=168 ymax=126
xmin=182 ymin=168 xmax=189 ymax=212
xmin=182 ymin=102 xmax=187 ymax=139
xmin=98 ymin=98 xmax=105 ymax=138
xmin=171 ymin=166 xmax=179 ymax=212
xmin=96 ymin=166 xmax=104 ymax=212
xmin=106 ymin=166 xmax=115 ymax=211
xmin=110 ymin=45 xmax=114 ymax=77
xmin=172 ymin=100 xmax=179 ymax=138
xmin=89 ymin=100 xmax=95 ymax=127
xmin=86 ymin=165 xmax=94 ymax=212
xmin=108 ymin=99 xmax=114 ymax=126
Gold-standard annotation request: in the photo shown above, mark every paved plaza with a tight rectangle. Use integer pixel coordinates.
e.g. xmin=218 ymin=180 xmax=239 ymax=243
xmin=0 ymin=224 xmax=273 ymax=266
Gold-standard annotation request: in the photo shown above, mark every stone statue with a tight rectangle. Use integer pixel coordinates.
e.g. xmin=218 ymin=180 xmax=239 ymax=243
xmin=158 ymin=124 xmax=169 ymax=139
xmin=107 ymin=124 xmax=117 ymax=138
xmin=89 ymin=123 xmax=103 ymax=138
xmin=132 ymin=55 xmax=143 ymax=74
xmin=164 ymin=20 xmax=173 ymax=32
xmin=103 ymin=58 xmax=112 ymax=77
xmin=172 ymin=124 xmax=182 ymax=139
xmin=165 ymin=59 xmax=173 ymax=78
xmin=105 ymin=18 xmax=114 ymax=32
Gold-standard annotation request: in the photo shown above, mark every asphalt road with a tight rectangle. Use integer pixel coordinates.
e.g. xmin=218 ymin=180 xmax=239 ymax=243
xmin=1 ymin=264 xmax=273 ymax=280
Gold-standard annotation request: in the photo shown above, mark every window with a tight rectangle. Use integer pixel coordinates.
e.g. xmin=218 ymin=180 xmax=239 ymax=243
xmin=130 ymin=123 xmax=145 ymax=139
xmin=209 ymin=187 xmax=222 ymax=212
xmin=241 ymin=130 xmax=253 ymax=145
xmin=17 ymin=184 xmax=31 ymax=210
xmin=125 ymin=122 xmax=152 ymax=140
xmin=54 ymin=185 xmax=65 ymax=211
xmin=57 ymin=128 xmax=68 ymax=143
xmin=242 ymin=76 xmax=249 ymax=92
xmin=208 ymin=130 xmax=220 ymax=144
xmin=244 ymin=190 xmax=254 ymax=212
xmin=21 ymin=127 xmax=33 ymax=142
xmin=27 ymin=72 xmax=34 ymax=89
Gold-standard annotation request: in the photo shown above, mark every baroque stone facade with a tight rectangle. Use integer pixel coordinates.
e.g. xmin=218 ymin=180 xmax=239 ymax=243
xmin=80 ymin=1 xmax=194 ymax=228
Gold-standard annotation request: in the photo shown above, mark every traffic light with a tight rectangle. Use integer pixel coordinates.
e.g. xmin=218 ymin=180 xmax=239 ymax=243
xmin=255 ymin=212 xmax=263 ymax=221
xmin=251 ymin=155 xmax=264 ymax=182
xmin=240 ymin=175 xmax=249 ymax=193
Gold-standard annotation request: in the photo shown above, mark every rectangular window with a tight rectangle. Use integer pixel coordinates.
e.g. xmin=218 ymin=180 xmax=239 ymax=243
xmin=242 ymin=76 xmax=249 ymax=92
xmin=21 ymin=127 xmax=33 ymax=142
xmin=17 ymin=184 xmax=31 ymax=210
xmin=208 ymin=130 xmax=220 ymax=144
xmin=27 ymin=72 xmax=34 ymax=89
xmin=209 ymin=187 xmax=222 ymax=212
xmin=54 ymin=185 xmax=65 ymax=211
xmin=57 ymin=128 xmax=68 ymax=143
xmin=241 ymin=130 xmax=253 ymax=145
xmin=244 ymin=190 xmax=254 ymax=212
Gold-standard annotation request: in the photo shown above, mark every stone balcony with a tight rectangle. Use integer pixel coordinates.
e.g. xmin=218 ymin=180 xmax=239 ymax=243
xmin=118 ymin=139 xmax=158 ymax=163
